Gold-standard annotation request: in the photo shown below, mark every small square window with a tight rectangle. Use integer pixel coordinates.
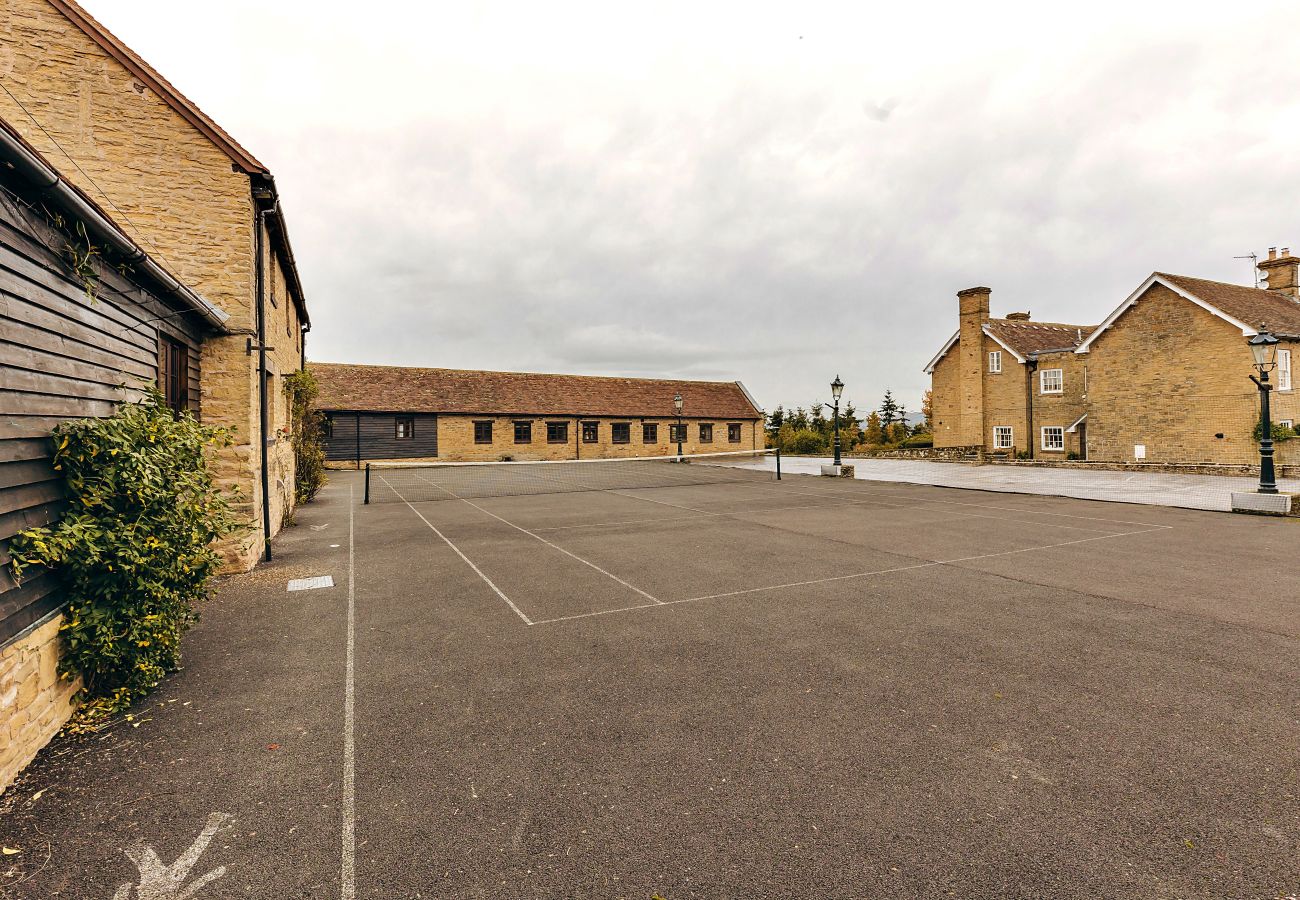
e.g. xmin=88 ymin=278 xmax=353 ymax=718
xmin=612 ymin=422 xmax=631 ymax=444
xmin=728 ymin=423 xmax=742 ymax=443
xmin=513 ymin=421 xmax=532 ymax=444
xmin=993 ymin=426 xmax=1013 ymax=450
xmin=582 ymin=421 xmax=599 ymax=443
xmin=643 ymin=423 xmax=658 ymax=443
xmin=669 ymin=424 xmax=687 ymax=443
xmin=1041 ymin=426 xmax=1065 ymax=451
xmin=546 ymin=421 xmax=569 ymax=443
xmin=699 ymin=423 xmax=713 ymax=443
xmin=988 ymin=351 xmax=1002 ymax=374
xmin=396 ymin=416 xmax=415 ymax=440
xmin=473 ymin=420 xmax=493 ymax=444
xmin=1040 ymin=368 xmax=1064 ymax=394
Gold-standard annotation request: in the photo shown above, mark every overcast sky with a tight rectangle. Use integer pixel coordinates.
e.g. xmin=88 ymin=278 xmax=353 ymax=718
xmin=83 ymin=0 xmax=1300 ymax=415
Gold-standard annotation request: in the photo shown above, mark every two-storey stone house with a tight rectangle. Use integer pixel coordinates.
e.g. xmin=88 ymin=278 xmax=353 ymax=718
xmin=925 ymin=288 xmax=1093 ymax=458
xmin=925 ymin=250 xmax=1300 ymax=468
xmin=0 ymin=0 xmax=310 ymax=567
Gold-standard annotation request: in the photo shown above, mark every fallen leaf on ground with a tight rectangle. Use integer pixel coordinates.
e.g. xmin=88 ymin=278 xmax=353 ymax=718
xmin=2 ymin=847 xmax=20 ymax=855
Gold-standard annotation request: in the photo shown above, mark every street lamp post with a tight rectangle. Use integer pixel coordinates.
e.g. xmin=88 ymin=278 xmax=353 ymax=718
xmin=1248 ymin=330 xmax=1280 ymax=495
xmin=830 ymin=375 xmax=844 ymax=467
xmin=673 ymin=393 xmax=684 ymax=458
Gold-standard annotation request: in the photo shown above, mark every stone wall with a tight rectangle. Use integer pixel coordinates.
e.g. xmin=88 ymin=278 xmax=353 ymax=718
xmin=0 ymin=614 xmax=80 ymax=794
xmin=434 ymin=415 xmax=765 ymax=462
xmin=848 ymin=446 xmax=982 ymax=461
xmin=1082 ymin=283 xmax=1300 ymax=466
xmin=0 ymin=0 xmax=305 ymax=570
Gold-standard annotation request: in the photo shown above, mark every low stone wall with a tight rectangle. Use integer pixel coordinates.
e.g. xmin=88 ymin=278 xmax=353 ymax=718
xmin=846 ymin=446 xmax=980 ymax=462
xmin=987 ymin=458 xmax=1300 ymax=479
xmin=1 ymin=613 xmax=80 ymax=794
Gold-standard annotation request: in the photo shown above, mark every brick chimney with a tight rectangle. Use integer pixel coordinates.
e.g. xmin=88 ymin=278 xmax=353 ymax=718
xmin=957 ymin=287 xmax=991 ymax=446
xmin=1258 ymin=247 xmax=1300 ymax=300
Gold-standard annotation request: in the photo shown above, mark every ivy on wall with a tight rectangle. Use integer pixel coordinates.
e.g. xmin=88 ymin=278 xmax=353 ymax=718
xmin=9 ymin=390 xmax=242 ymax=727
xmin=284 ymin=369 xmax=327 ymax=507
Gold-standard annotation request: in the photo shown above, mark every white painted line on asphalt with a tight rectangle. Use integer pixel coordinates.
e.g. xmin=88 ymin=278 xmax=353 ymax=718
xmin=342 ymin=485 xmax=356 ymax=900
xmin=529 ymin=525 xmax=1169 ymax=626
xmin=381 ymin=476 xmax=534 ymax=625
xmin=287 ymin=575 xmax=335 ymax=591
xmin=413 ymin=474 xmax=663 ymax=607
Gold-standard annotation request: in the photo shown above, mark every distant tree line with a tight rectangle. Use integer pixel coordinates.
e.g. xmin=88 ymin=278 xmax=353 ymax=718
xmin=766 ymin=389 xmax=934 ymax=454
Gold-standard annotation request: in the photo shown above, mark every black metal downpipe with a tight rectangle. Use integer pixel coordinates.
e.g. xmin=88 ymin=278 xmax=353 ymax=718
xmin=254 ymin=209 xmax=272 ymax=562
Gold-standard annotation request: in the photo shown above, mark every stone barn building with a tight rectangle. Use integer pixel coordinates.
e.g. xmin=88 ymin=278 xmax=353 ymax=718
xmin=311 ymin=363 xmax=765 ymax=465
xmin=0 ymin=0 xmax=311 ymax=568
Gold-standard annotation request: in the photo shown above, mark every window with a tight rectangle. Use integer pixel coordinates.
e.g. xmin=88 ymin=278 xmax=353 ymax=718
xmin=1279 ymin=349 xmax=1292 ymax=391
xmin=643 ymin=423 xmax=658 ymax=443
xmin=993 ymin=426 xmax=1014 ymax=450
xmin=513 ymin=421 xmax=532 ymax=444
xmin=988 ymin=351 xmax=1002 ymax=374
xmin=612 ymin=422 xmax=631 ymax=444
xmin=669 ymin=424 xmax=687 ymax=443
xmin=471 ymin=420 xmax=493 ymax=444
xmin=1041 ymin=426 xmax=1065 ymax=451
xmin=728 ymin=423 xmax=742 ymax=443
xmin=699 ymin=423 xmax=714 ymax=443
xmin=159 ymin=337 xmax=189 ymax=412
xmin=1279 ymin=419 xmax=1294 ymax=431
xmin=546 ymin=421 xmax=569 ymax=443
xmin=582 ymin=421 xmax=599 ymax=443
xmin=321 ymin=416 xmax=334 ymax=439
xmin=395 ymin=416 xmax=414 ymax=440
xmin=1040 ymin=368 xmax=1064 ymax=394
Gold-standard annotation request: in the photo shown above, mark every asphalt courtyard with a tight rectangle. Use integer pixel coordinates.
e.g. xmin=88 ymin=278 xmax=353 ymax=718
xmin=1 ymin=468 xmax=1298 ymax=899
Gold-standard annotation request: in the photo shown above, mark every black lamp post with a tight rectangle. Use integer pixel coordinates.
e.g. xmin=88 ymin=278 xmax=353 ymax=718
xmin=673 ymin=393 xmax=684 ymax=458
xmin=830 ymin=375 xmax=844 ymax=467
xmin=1248 ymin=330 xmax=1280 ymax=494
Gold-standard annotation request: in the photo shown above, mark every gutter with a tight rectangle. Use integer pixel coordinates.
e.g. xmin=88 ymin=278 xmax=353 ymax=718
xmin=250 ymin=173 xmax=310 ymax=332
xmin=0 ymin=122 xmax=232 ymax=332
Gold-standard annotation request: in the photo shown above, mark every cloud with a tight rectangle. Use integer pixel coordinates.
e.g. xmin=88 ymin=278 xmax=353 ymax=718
xmin=81 ymin=0 xmax=1300 ymax=414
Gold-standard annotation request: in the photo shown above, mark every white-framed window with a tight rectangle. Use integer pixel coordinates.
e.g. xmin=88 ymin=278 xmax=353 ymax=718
xmin=1280 ymin=419 xmax=1294 ymax=431
xmin=1040 ymin=368 xmax=1064 ymax=394
xmin=1041 ymin=426 xmax=1065 ymax=451
xmin=988 ymin=351 xmax=1002 ymax=374
xmin=993 ymin=426 xmax=1014 ymax=449
xmin=1278 ymin=348 xmax=1292 ymax=391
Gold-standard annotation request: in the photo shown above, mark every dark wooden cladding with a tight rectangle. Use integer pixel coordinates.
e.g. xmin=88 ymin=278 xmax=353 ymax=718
xmin=0 ymin=176 xmax=210 ymax=644
xmin=322 ymin=412 xmax=439 ymax=462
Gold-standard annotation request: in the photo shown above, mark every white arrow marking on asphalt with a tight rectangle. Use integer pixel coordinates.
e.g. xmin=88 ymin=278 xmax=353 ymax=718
xmin=111 ymin=812 xmax=230 ymax=900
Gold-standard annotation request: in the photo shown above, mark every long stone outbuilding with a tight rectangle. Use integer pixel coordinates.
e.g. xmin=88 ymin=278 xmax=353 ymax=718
xmin=311 ymin=363 xmax=766 ymax=465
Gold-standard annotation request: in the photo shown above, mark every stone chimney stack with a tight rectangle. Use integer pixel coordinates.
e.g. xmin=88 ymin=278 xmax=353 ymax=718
xmin=957 ymin=287 xmax=991 ymax=447
xmin=1258 ymin=247 xmax=1300 ymax=300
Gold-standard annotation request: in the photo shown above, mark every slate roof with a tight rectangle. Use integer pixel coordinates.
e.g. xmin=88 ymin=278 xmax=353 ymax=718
xmin=983 ymin=319 xmax=1095 ymax=357
xmin=1157 ymin=273 xmax=1300 ymax=335
xmin=311 ymin=363 xmax=764 ymax=419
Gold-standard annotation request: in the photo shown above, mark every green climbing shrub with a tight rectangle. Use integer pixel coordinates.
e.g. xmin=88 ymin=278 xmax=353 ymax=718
xmin=9 ymin=390 xmax=241 ymax=725
xmin=284 ymin=369 xmax=327 ymax=505
xmin=1251 ymin=421 xmax=1295 ymax=442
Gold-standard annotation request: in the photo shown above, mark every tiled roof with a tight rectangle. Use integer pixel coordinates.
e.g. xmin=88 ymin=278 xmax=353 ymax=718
xmin=984 ymin=319 xmax=1095 ymax=357
xmin=310 ymin=363 xmax=764 ymax=419
xmin=1157 ymin=273 xmax=1300 ymax=335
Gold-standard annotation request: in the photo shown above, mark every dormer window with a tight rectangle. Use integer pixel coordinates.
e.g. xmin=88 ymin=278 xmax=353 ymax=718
xmin=988 ymin=351 xmax=1002 ymax=374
